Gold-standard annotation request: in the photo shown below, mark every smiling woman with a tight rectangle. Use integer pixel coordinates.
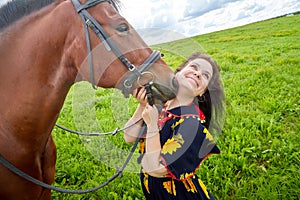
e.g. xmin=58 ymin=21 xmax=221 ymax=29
xmin=124 ymin=52 xmax=225 ymax=200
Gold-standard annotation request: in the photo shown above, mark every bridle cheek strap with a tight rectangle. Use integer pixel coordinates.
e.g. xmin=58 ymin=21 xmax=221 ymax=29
xmin=72 ymin=0 xmax=160 ymax=92
xmin=72 ymin=0 xmax=111 ymax=89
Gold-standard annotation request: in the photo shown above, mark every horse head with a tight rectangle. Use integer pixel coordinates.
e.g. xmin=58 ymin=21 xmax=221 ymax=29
xmin=67 ymin=0 xmax=178 ymax=104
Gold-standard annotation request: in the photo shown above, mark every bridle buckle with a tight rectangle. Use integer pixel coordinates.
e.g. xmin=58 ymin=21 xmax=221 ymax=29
xmin=128 ymin=64 xmax=136 ymax=72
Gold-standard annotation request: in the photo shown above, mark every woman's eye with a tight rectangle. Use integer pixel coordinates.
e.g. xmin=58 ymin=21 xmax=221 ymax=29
xmin=116 ymin=23 xmax=129 ymax=33
xmin=190 ymin=65 xmax=198 ymax=70
xmin=202 ymin=73 xmax=209 ymax=79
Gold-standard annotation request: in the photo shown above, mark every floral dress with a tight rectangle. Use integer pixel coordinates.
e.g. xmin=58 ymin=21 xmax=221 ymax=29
xmin=139 ymin=104 xmax=220 ymax=200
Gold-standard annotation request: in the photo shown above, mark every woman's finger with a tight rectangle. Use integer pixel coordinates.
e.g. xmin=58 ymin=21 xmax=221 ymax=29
xmin=132 ymin=89 xmax=138 ymax=98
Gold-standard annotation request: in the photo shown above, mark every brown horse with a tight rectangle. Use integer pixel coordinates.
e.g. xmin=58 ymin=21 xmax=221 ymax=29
xmin=0 ymin=0 xmax=178 ymax=199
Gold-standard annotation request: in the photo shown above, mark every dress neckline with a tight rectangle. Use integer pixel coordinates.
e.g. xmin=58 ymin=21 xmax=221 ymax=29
xmin=158 ymin=104 xmax=206 ymax=129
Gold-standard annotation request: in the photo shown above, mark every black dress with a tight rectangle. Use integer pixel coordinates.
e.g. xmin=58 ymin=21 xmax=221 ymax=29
xmin=139 ymin=105 xmax=220 ymax=200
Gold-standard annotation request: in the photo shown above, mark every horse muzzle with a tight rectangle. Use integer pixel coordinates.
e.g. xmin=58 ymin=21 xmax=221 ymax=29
xmin=121 ymin=72 xmax=178 ymax=105
xmin=150 ymin=77 xmax=178 ymax=105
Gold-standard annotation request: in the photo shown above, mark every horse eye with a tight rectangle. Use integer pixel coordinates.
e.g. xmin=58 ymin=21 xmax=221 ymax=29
xmin=116 ymin=23 xmax=129 ymax=33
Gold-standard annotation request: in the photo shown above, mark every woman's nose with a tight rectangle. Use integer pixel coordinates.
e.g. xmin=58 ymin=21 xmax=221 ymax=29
xmin=194 ymin=70 xmax=201 ymax=79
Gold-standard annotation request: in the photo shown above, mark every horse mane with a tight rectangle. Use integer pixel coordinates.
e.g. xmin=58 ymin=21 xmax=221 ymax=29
xmin=0 ymin=0 xmax=56 ymax=30
xmin=0 ymin=0 xmax=121 ymax=30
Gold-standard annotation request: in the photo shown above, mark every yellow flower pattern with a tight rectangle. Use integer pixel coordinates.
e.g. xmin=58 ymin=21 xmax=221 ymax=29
xmin=163 ymin=180 xmax=176 ymax=195
xmin=161 ymin=133 xmax=184 ymax=155
xmin=171 ymin=118 xmax=184 ymax=130
xmin=182 ymin=178 xmax=198 ymax=193
xmin=142 ymin=169 xmax=150 ymax=194
xmin=203 ymin=127 xmax=215 ymax=147
xmin=179 ymin=174 xmax=199 ymax=193
xmin=199 ymin=179 xmax=210 ymax=199
xmin=203 ymin=128 xmax=213 ymax=141
xmin=139 ymin=139 xmax=145 ymax=154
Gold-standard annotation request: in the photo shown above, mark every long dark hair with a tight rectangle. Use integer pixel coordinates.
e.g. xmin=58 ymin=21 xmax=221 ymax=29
xmin=176 ymin=52 xmax=226 ymax=136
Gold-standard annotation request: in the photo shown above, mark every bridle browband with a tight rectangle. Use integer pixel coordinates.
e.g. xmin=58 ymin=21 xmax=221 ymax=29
xmin=72 ymin=0 xmax=161 ymax=95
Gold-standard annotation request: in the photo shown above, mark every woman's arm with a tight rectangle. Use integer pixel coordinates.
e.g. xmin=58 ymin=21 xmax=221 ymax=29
xmin=142 ymin=132 xmax=167 ymax=177
xmin=124 ymin=104 xmax=145 ymax=143
xmin=141 ymin=104 xmax=168 ymax=177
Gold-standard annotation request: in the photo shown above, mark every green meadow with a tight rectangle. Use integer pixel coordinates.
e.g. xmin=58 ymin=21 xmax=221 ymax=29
xmin=52 ymin=14 xmax=300 ymax=199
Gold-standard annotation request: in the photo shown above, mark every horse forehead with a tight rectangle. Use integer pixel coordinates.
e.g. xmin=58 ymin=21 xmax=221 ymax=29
xmin=88 ymin=1 xmax=121 ymax=23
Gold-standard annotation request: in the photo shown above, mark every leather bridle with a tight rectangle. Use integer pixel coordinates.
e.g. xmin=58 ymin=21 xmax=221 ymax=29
xmin=72 ymin=0 xmax=161 ymax=96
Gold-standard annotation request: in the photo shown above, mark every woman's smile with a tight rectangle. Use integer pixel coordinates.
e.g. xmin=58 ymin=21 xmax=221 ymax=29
xmin=185 ymin=73 xmax=200 ymax=88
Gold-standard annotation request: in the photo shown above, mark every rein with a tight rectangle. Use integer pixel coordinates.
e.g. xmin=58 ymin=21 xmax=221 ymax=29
xmin=0 ymin=123 xmax=146 ymax=194
xmin=55 ymin=118 xmax=142 ymax=136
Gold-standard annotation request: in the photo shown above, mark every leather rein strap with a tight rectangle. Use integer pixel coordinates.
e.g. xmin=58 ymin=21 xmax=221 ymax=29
xmin=72 ymin=0 xmax=161 ymax=92
xmin=0 ymin=124 xmax=146 ymax=194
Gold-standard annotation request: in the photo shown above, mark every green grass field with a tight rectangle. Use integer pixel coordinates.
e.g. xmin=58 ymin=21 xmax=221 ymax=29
xmin=51 ymin=14 xmax=300 ymax=199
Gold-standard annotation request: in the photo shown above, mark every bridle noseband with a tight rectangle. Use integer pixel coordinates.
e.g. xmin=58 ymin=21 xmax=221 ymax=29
xmin=72 ymin=0 xmax=161 ymax=95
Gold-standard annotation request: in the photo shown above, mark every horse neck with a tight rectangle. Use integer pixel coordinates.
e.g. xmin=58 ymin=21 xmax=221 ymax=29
xmin=0 ymin=1 xmax=77 ymax=145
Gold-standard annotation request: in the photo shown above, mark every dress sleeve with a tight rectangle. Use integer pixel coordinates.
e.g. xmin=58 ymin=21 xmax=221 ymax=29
xmin=160 ymin=116 xmax=220 ymax=180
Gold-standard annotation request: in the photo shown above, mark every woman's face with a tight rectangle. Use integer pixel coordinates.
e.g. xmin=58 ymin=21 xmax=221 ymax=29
xmin=176 ymin=58 xmax=213 ymax=96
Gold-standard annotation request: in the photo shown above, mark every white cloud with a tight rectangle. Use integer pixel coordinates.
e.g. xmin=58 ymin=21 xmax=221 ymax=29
xmin=182 ymin=0 xmax=237 ymax=20
xmin=119 ymin=0 xmax=300 ymax=44
xmin=1 ymin=0 xmax=299 ymax=45
xmin=120 ymin=0 xmax=188 ymax=28
xmin=0 ymin=0 xmax=7 ymax=5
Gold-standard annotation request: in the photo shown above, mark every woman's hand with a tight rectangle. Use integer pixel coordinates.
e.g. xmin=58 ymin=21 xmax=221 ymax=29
xmin=142 ymin=104 xmax=159 ymax=133
xmin=124 ymin=87 xmax=148 ymax=143
xmin=132 ymin=87 xmax=148 ymax=107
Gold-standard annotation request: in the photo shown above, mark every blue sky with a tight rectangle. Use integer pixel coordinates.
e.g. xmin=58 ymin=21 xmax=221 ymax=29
xmin=1 ymin=0 xmax=299 ymax=44
xmin=119 ymin=0 xmax=300 ymax=44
